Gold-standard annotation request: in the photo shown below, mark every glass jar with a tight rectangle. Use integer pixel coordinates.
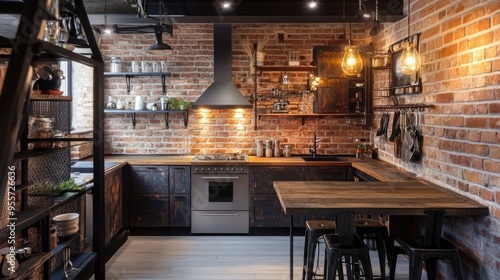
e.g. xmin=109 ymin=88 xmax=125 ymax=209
xmin=110 ymin=56 xmax=122 ymax=73
xmin=31 ymin=116 xmax=55 ymax=150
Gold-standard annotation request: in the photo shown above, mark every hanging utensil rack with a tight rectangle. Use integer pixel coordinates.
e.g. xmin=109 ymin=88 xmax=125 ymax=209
xmin=373 ymin=103 xmax=433 ymax=113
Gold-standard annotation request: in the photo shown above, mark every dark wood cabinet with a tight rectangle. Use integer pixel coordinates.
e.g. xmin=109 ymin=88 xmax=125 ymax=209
xmin=130 ymin=166 xmax=169 ymax=194
xmin=130 ymin=165 xmax=190 ymax=227
xmin=250 ymin=165 xmax=352 ymax=227
xmin=169 ymin=166 xmax=190 ymax=194
xmin=170 ymin=195 xmax=190 ymax=227
xmin=169 ymin=166 xmax=190 ymax=226
xmin=131 ymin=195 xmax=169 ymax=227
xmin=249 ymin=166 xmax=305 ymax=227
xmin=306 ymin=166 xmax=348 ymax=181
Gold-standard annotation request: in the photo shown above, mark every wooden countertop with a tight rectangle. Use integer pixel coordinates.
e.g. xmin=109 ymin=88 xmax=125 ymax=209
xmin=273 ymin=181 xmax=489 ymax=216
xmin=351 ymin=160 xmax=416 ymax=182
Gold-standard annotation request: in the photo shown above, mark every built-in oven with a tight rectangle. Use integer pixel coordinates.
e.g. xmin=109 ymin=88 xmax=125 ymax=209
xmin=191 ymin=154 xmax=249 ymax=234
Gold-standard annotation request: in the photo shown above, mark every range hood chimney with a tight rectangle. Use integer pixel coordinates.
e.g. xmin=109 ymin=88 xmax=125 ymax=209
xmin=191 ymin=24 xmax=252 ymax=109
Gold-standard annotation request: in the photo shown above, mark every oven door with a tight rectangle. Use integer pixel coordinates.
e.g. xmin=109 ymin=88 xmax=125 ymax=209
xmin=191 ymin=174 xmax=249 ymax=211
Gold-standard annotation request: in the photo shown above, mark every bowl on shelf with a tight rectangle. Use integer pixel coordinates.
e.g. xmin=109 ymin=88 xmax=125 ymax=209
xmin=355 ymin=83 xmax=364 ymax=87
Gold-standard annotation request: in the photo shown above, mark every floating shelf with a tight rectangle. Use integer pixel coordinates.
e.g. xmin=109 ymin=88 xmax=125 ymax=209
xmin=104 ymin=72 xmax=171 ymax=94
xmin=258 ymin=113 xmax=367 ymax=125
xmin=104 ymin=109 xmax=188 ymax=129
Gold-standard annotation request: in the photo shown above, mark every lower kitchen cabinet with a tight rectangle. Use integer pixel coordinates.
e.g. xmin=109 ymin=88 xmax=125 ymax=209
xmin=129 ymin=165 xmax=190 ymax=228
xmin=306 ymin=166 xmax=349 ymax=181
xmin=131 ymin=195 xmax=169 ymax=227
xmin=249 ymin=165 xmax=352 ymax=227
xmin=250 ymin=194 xmax=305 ymax=227
xmin=170 ymin=195 xmax=190 ymax=227
xmin=249 ymin=166 xmax=306 ymax=227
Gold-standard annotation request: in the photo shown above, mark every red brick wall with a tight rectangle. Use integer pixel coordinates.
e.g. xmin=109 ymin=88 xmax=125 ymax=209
xmin=370 ymin=0 xmax=499 ymax=278
xmin=99 ymin=23 xmax=371 ymax=155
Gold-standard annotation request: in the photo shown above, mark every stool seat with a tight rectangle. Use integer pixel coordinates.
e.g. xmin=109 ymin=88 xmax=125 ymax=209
xmin=302 ymin=220 xmax=336 ymax=280
xmin=390 ymin=236 xmax=463 ymax=280
xmin=323 ymin=233 xmax=374 ymax=280
xmin=355 ymin=219 xmax=390 ymax=279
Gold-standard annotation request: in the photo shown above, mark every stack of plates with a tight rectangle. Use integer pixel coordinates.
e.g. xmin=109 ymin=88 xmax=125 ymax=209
xmin=53 ymin=213 xmax=79 ymax=237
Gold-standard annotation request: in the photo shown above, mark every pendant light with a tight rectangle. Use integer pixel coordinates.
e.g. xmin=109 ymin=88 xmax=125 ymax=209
xmin=398 ymin=0 xmax=421 ymax=75
xmin=147 ymin=1 xmax=173 ymax=55
xmin=341 ymin=0 xmax=363 ymax=76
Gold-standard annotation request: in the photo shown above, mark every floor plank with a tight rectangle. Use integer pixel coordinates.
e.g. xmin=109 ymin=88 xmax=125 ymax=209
xmin=102 ymin=236 xmax=420 ymax=280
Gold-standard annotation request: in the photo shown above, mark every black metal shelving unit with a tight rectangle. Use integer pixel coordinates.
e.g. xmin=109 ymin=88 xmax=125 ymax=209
xmin=0 ymin=0 xmax=107 ymax=279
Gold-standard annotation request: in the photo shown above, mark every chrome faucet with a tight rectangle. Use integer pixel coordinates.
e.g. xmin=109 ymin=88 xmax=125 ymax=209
xmin=309 ymin=131 xmax=322 ymax=157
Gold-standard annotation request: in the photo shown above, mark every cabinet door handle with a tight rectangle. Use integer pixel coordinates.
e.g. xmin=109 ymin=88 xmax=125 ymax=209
xmin=200 ymin=212 xmax=240 ymax=216
xmin=145 ymin=167 xmax=159 ymax=170
xmin=200 ymin=176 xmax=239 ymax=180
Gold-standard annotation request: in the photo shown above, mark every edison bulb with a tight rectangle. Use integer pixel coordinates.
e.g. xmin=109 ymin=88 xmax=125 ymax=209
xmin=398 ymin=44 xmax=421 ymax=75
xmin=341 ymin=45 xmax=363 ymax=76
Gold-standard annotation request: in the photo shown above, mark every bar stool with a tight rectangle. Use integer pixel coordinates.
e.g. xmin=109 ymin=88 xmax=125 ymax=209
xmin=323 ymin=233 xmax=374 ymax=280
xmin=355 ymin=218 xmax=391 ymax=279
xmin=389 ymin=210 xmax=464 ymax=280
xmin=302 ymin=220 xmax=336 ymax=280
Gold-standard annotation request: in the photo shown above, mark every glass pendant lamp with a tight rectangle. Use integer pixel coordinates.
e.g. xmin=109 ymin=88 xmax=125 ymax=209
xmin=341 ymin=0 xmax=363 ymax=76
xmin=397 ymin=0 xmax=421 ymax=75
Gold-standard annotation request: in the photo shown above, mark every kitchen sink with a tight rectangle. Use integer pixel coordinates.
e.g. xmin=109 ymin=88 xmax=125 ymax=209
xmin=300 ymin=155 xmax=347 ymax=161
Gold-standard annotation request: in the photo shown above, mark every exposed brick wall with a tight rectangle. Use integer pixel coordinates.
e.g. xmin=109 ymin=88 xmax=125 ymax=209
xmin=370 ymin=0 xmax=499 ymax=278
xmin=98 ymin=23 xmax=371 ymax=155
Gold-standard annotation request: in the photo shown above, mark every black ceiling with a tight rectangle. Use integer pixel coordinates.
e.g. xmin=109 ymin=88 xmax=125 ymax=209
xmin=84 ymin=0 xmax=405 ymax=24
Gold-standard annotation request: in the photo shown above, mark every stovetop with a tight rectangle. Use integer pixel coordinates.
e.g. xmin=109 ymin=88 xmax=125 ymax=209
xmin=192 ymin=153 xmax=248 ymax=162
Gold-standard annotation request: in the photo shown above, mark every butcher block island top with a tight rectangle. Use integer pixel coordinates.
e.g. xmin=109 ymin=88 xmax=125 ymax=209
xmin=273 ymin=180 xmax=489 ymax=216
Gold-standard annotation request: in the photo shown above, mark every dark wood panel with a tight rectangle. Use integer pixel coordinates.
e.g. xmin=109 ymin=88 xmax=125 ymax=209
xmin=249 ymin=194 xmax=305 ymax=227
xmin=306 ymin=166 xmax=347 ymax=181
xmin=169 ymin=166 xmax=190 ymax=194
xmin=250 ymin=166 xmax=305 ymax=194
xmin=130 ymin=165 xmax=168 ymax=194
xmin=130 ymin=195 xmax=169 ymax=227
xmin=104 ymin=167 xmax=123 ymax=244
xmin=169 ymin=195 xmax=190 ymax=227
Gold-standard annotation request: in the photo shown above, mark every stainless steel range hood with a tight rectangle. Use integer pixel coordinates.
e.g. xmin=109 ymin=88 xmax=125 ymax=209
xmin=191 ymin=24 xmax=252 ymax=109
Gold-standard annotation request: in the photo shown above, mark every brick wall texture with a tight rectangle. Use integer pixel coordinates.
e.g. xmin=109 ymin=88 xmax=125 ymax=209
xmin=74 ymin=0 xmax=498 ymax=278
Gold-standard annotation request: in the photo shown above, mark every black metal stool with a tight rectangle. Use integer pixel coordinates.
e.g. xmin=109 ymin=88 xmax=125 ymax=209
xmin=323 ymin=233 xmax=374 ymax=280
xmin=355 ymin=218 xmax=390 ymax=279
xmin=302 ymin=220 xmax=336 ymax=280
xmin=389 ymin=210 xmax=463 ymax=280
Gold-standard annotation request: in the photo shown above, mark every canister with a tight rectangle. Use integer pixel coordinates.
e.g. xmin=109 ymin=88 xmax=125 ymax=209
xmin=255 ymin=140 xmax=264 ymax=157
xmin=283 ymin=145 xmax=291 ymax=157
xmin=110 ymin=56 xmax=122 ymax=73
xmin=274 ymin=139 xmax=281 ymax=157
xmin=265 ymin=139 xmax=273 ymax=158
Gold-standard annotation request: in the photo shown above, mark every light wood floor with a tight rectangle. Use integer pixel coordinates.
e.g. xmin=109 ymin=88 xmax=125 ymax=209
xmin=103 ymin=236 xmax=420 ymax=280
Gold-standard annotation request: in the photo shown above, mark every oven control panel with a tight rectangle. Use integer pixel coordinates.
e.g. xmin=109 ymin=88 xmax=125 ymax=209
xmin=192 ymin=166 xmax=248 ymax=174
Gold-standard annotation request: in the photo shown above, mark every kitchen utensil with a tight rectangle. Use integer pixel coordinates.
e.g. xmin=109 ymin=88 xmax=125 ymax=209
xmin=389 ymin=111 xmax=401 ymax=142
xmin=376 ymin=114 xmax=385 ymax=136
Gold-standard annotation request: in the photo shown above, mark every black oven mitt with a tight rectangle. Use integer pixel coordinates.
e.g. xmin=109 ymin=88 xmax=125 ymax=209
xmin=389 ymin=111 xmax=401 ymax=142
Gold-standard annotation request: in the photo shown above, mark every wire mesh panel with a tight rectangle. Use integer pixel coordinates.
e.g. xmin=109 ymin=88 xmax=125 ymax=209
xmin=30 ymin=100 xmax=71 ymax=132
xmin=28 ymin=149 xmax=71 ymax=186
